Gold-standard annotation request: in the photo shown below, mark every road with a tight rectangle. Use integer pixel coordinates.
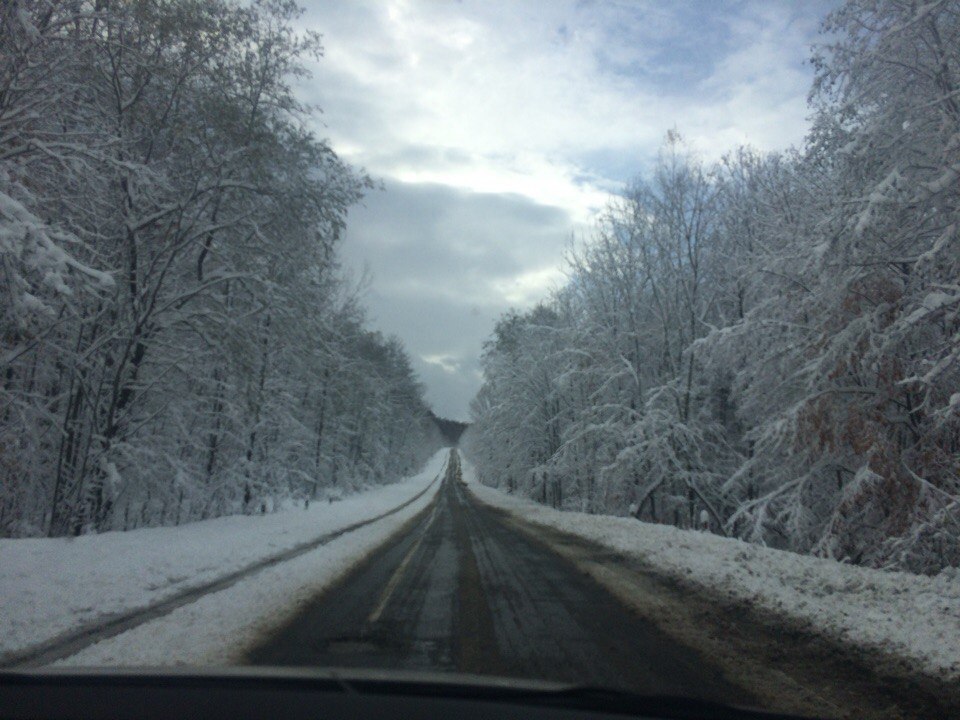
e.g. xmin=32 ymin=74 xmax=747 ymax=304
xmin=247 ymin=451 xmax=748 ymax=705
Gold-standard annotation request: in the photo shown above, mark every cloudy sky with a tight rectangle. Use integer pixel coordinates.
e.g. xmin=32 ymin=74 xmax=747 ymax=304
xmin=295 ymin=0 xmax=838 ymax=421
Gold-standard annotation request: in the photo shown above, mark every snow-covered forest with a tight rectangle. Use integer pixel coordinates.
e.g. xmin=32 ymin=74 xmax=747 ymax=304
xmin=466 ymin=0 xmax=960 ymax=574
xmin=0 ymin=0 xmax=441 ymax=538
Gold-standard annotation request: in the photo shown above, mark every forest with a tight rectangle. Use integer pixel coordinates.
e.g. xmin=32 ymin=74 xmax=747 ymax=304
xmin=0 ymin=0 xmax=441 ymax=537
xmin=465 ymin=0 xmax=960 ymax=574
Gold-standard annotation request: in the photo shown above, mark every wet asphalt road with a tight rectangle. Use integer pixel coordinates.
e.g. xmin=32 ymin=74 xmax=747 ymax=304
xmin=247 ymin=451 xmax=744 ymax=703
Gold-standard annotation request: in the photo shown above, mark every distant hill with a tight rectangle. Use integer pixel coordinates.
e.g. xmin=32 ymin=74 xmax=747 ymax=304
xmin=430 ymin=412 xmax=469 ymax=446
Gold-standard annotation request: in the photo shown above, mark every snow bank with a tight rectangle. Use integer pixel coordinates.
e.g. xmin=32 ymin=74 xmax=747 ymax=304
xmin=1 ymin=449 xmax=449 ymax=662
xmin=461 ymin=457 xmax=960 ymax=682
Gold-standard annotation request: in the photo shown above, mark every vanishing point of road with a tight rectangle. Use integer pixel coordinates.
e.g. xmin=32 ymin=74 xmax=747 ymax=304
xmin=247 ymin=450 xmax=745 ymax=704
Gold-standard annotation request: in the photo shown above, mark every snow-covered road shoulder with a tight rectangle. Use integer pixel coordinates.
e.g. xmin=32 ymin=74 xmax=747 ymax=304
xmin=1 ymin=449 xmax=449 ymax=665
xmin=461 ymin=457 xmax=960 ymax=683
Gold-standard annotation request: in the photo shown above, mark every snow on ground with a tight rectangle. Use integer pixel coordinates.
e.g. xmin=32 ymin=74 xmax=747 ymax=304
xmin=1 ymin=449 xmax=449 ymax=662
xmin=460 ymin=456 xmax=960 ymax=682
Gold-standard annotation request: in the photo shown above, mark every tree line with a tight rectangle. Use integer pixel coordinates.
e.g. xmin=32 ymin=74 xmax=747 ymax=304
xmin=466 ymin=0 xmax=960 ymax=574
xmin=1 ymin=0 xmax=441 ymax=537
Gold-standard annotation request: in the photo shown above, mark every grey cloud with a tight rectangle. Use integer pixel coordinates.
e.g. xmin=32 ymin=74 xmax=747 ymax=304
xmin=362 ymin=144 xmax=475 ymax=171
xmin=340 ymin=180 xmax=575 ymax=420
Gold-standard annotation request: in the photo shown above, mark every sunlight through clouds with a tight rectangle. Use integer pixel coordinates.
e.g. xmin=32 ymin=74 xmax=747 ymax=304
xmin=491 ymin=266 xmax=567 ymax=307
xmin=421 ymin=354 xmax=462 ymax=375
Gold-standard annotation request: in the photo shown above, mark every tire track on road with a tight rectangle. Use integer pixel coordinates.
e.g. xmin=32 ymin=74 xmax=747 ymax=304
xmin=1 ymin=462 xmax=446 ymax=669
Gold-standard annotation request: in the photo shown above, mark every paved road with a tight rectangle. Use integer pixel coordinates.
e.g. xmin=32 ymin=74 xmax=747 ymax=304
xmin=247 ymin=451 xmax=747 ymax=704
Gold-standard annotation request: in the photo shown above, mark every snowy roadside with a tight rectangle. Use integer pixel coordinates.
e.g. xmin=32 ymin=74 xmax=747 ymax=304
xmin=1 ymin=449 xmax=449 ymax=663
xmin=460 ymin=457 xmax=960 ymax=683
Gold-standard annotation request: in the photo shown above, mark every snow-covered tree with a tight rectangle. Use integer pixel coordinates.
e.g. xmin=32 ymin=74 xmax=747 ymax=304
xmin=467 ymin=0 xmax=960 ymax=574
xmin=1 ymin=0 xmax=441 ymax=537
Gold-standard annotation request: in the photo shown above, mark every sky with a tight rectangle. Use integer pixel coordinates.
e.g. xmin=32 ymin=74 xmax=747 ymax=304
xmin=295 ymin=0 xmax=839 ymax=421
